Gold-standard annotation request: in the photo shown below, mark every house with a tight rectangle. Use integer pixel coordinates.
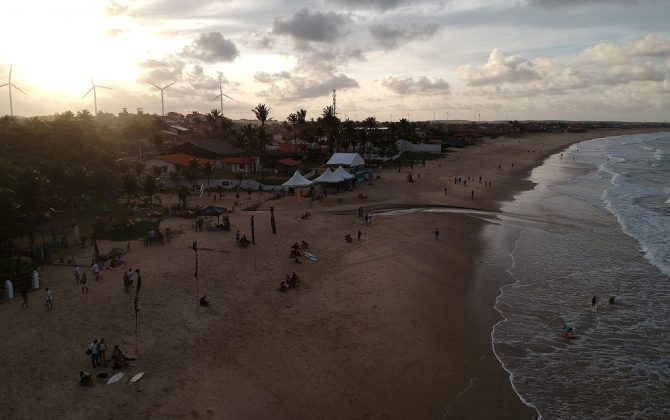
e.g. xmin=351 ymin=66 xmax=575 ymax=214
xmin=143 ymin=154 xmax=211 ymax=174
xmin=395 ymin=139 xmax=441 ymax=154
xmin=272 ymin=158 xmax=300 ymax=173
xmin=171 ymin=139 xmax=243 ymax=159
xmin=221 ymin=156 xmax=260 ymax=173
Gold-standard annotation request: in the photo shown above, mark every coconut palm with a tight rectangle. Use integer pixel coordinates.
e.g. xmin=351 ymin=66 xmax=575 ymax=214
xmin=185 ymin=158 xmax=200 ymax=187
xmin=121 ymin=171 xmax=139 ymax=208
xmin=202 ymin=161 xmax=215 ymax=190
xmin=252 ymin=104 xmax=271 ymax=180
xmin=142 ymin=175 xmax=160 ymax=209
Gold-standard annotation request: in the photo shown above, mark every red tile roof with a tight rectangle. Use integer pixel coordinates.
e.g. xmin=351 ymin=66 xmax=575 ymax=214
xmin=156 ymin=154 xmax=210 ymax=167
xmin=276 ymin=158 xmax=300 ymax=167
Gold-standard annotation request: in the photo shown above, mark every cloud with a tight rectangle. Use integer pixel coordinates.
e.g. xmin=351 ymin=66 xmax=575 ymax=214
xmin=294 ymin=46 xmax=366 ymax=74
xmin=183 ymin=32 xmax=240 ymax=63
xmin=186 ymin=65 xmax=222 ymax=91
xmin=460 ymin=49 xmax=544 ymax=86
xmin=105 ymin=0 xmax=128 ymax=17
xmin=369 ymin=23 xmax=439 ymax=50
xmin=254 ymin=72 xmax=359 ymax=101
xmin=380 ymin=75 xmax=450 ymax=95
xmin=576 ymin=34 xmax=670 ymax=65
xmin=527 ymin=0 xmax=651 ymax=7
xmin=326 ymin=0 xmax=410 ymax=11
xmin=272 ymin=7 xmax=352 ymax=43
xmin=141 ymin=58 xmax=186 ymax=84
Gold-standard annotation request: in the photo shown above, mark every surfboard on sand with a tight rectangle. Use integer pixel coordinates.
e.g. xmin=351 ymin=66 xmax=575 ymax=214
xmin=130 ymin=372 xmax=145 ymax=384
xmin=302 ymin=252 xmax=317 ymax=261
xmin=107 ymin=372 xmax=124 ymax=384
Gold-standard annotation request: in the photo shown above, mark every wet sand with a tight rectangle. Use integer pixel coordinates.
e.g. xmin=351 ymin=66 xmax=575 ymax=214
xmin=1 ymin=128 xmax=666 ymax=419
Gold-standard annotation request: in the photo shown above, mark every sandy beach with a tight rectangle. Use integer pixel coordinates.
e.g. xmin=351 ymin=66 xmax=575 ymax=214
xmin=1 ymin=127 xmax=667 ymax=419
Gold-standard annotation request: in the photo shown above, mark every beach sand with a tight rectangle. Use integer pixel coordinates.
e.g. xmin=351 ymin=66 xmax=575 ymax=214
xmin=1 ymin=128 xmax=666 ymax=419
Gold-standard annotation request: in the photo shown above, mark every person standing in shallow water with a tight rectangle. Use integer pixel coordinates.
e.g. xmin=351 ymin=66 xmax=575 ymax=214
xmin=592 ymin=295 xmax=597 ymax=312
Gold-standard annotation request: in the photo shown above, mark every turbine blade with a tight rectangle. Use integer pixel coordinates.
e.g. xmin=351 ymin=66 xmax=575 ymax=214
xmin=165 ymin=81 xmax=176 ymax=89
xmin=96 ymin=85 xmax=114 ymax=90
xmin=211 ymin=94 xmax=222 ymax=102
xmin=149 ymin=82 xmax=161 ymax=89
xmin=12 ymin=84 xmax=27 ymax=95
xmin=82 ymin=86 xmax=94 ymax=99
xmin=222 ymin=93 xmax=236 ymax=101
xmin=0 ymin=83 xmax=8 ymax=88
xmin=9 ymin=64 xmax=12 ymax=82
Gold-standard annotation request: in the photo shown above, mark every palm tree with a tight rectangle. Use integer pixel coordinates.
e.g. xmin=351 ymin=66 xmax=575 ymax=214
xmin=206 ymin=108 xmax=221 ymax=133
xmin=177 ymin=186 xmax=190 ymax=208
xmin=202 ymin=161 xmax=215 ymax=190
xmin=121 ymin=171 xmax=138 ymax=209
xmin=252 ymin=104 xmax=271 ymax=180
xmin=252 ymin=103 xmax=270 ymax=125
xmin=92 ymin=167 xmax=113 ymax=211
xmin=185 ymin=158 xmax=200 ymax=187
xmin=287 ymin=113 xmax=298 ymax=145
xmin=320 ymin=105 xmax=340 ymax=154
xmin=76 ymin=109 xmax=94 ymax=122
xmin=142 ymin=175 xmax=160 ymax=209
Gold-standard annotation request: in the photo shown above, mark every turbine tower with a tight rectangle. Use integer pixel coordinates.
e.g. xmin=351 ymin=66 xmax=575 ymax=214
xmin=82 ymin=79 xmax=113 ymax=116
xmin=210 ymin=74 xmax=235 ymax=115
xmin=149 ymin=81 xmax=175 ymax=116
xmin=1 ymin=65 xmax=27 ymax=117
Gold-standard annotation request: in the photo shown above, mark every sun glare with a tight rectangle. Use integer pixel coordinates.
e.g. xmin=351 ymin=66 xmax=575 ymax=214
xmin=2 ymin=1 xmax=147 ymax=96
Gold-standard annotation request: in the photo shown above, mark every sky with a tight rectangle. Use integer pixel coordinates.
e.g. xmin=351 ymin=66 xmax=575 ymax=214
xmin=1 ymin=0 xmax=669 ymax=122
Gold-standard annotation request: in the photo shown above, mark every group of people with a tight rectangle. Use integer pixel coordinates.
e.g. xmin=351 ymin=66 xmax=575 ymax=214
xmin=123 ymin=268 xmax=142 ymax=294
xmin=74 ymin=263 xmax=105 ymax=294
xmin=279 ymin=272 xmax=301 ymax=291
xmin=81 ymin=340 xmax=131 ymax=386
xmin=86 ymin=338 xmax=107 ymax=368
xmin=289 ymin=241 xmax=310 ymax=259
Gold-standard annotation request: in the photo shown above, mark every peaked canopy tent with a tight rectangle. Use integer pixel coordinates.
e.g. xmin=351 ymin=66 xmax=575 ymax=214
xmin=326 ymin=153 xmax=365 ymax=169
xmin=333 ymin=166 xmax=354 ymax=180
xmin=282 ymin=170 xmax=313 ymax=187
xmin=313 ymin=168 xmax=344 ymax=184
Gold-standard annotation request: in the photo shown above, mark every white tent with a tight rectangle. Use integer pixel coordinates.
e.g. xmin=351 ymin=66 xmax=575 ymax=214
xmin=333 ymin=165 xmax=354 ymax=180
xmin=313 ymin=168 xmax=344 ymax=184
xmin=326 ymin=153 xmax=365 ymax=168
xmin=282 ymin=170 xmax=313 ymax=187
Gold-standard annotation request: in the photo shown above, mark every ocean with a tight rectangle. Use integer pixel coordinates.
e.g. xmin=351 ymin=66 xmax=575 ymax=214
xmin=487 ymin=132 xmax=670 ymax=419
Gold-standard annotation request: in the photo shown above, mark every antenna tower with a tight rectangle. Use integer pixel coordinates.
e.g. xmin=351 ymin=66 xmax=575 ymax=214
xmin=332 ymin=89 xmax=337 ymax=116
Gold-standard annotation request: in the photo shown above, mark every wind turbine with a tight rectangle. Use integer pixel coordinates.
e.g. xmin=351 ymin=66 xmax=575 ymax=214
xmin=1 ymin=65 xmax=27 ymax=117
xmin=82 ymin=79 xmax=113 ymax=116
xmin=210 ymin=74 xmax=235 ymax=115
xmin=149 ymin=81 xmax=175 ymax=116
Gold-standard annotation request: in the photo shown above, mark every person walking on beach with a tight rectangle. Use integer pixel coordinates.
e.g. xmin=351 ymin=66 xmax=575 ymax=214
xmin=45 ymin=288 xmax=53 ymax=310
xmin=433 ymin=228 xmax=439 ymax=240
xmin=98 ymin=338 xmax=107 ymax=363
xmin=92 ymin=262 xmax=101 ymax=281
xmin=357 ymin=229 xmax=362 ymax=241
xmin=89 ymin=339 xmax=100 ymax=368
xmin=21 ymin=285 xmax=29 ymax=309
xmin=74 ymin=265 xmax=81 ymax=284
xmin=471 ymin=190 xmax=475 ymax=199
xmin=592 ymin=295 xmax=597 ymax=312
xmin=80 ymin=273 xmax=88 ymax=293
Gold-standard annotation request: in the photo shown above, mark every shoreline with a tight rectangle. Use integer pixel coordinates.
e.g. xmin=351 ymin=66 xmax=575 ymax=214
xmin=1 ymin=128 xmax=669 ymax=419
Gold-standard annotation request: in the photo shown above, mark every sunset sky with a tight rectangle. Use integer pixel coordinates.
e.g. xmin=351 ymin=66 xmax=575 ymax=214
xmin=1 ymin=0 xmax=669 ymax=121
